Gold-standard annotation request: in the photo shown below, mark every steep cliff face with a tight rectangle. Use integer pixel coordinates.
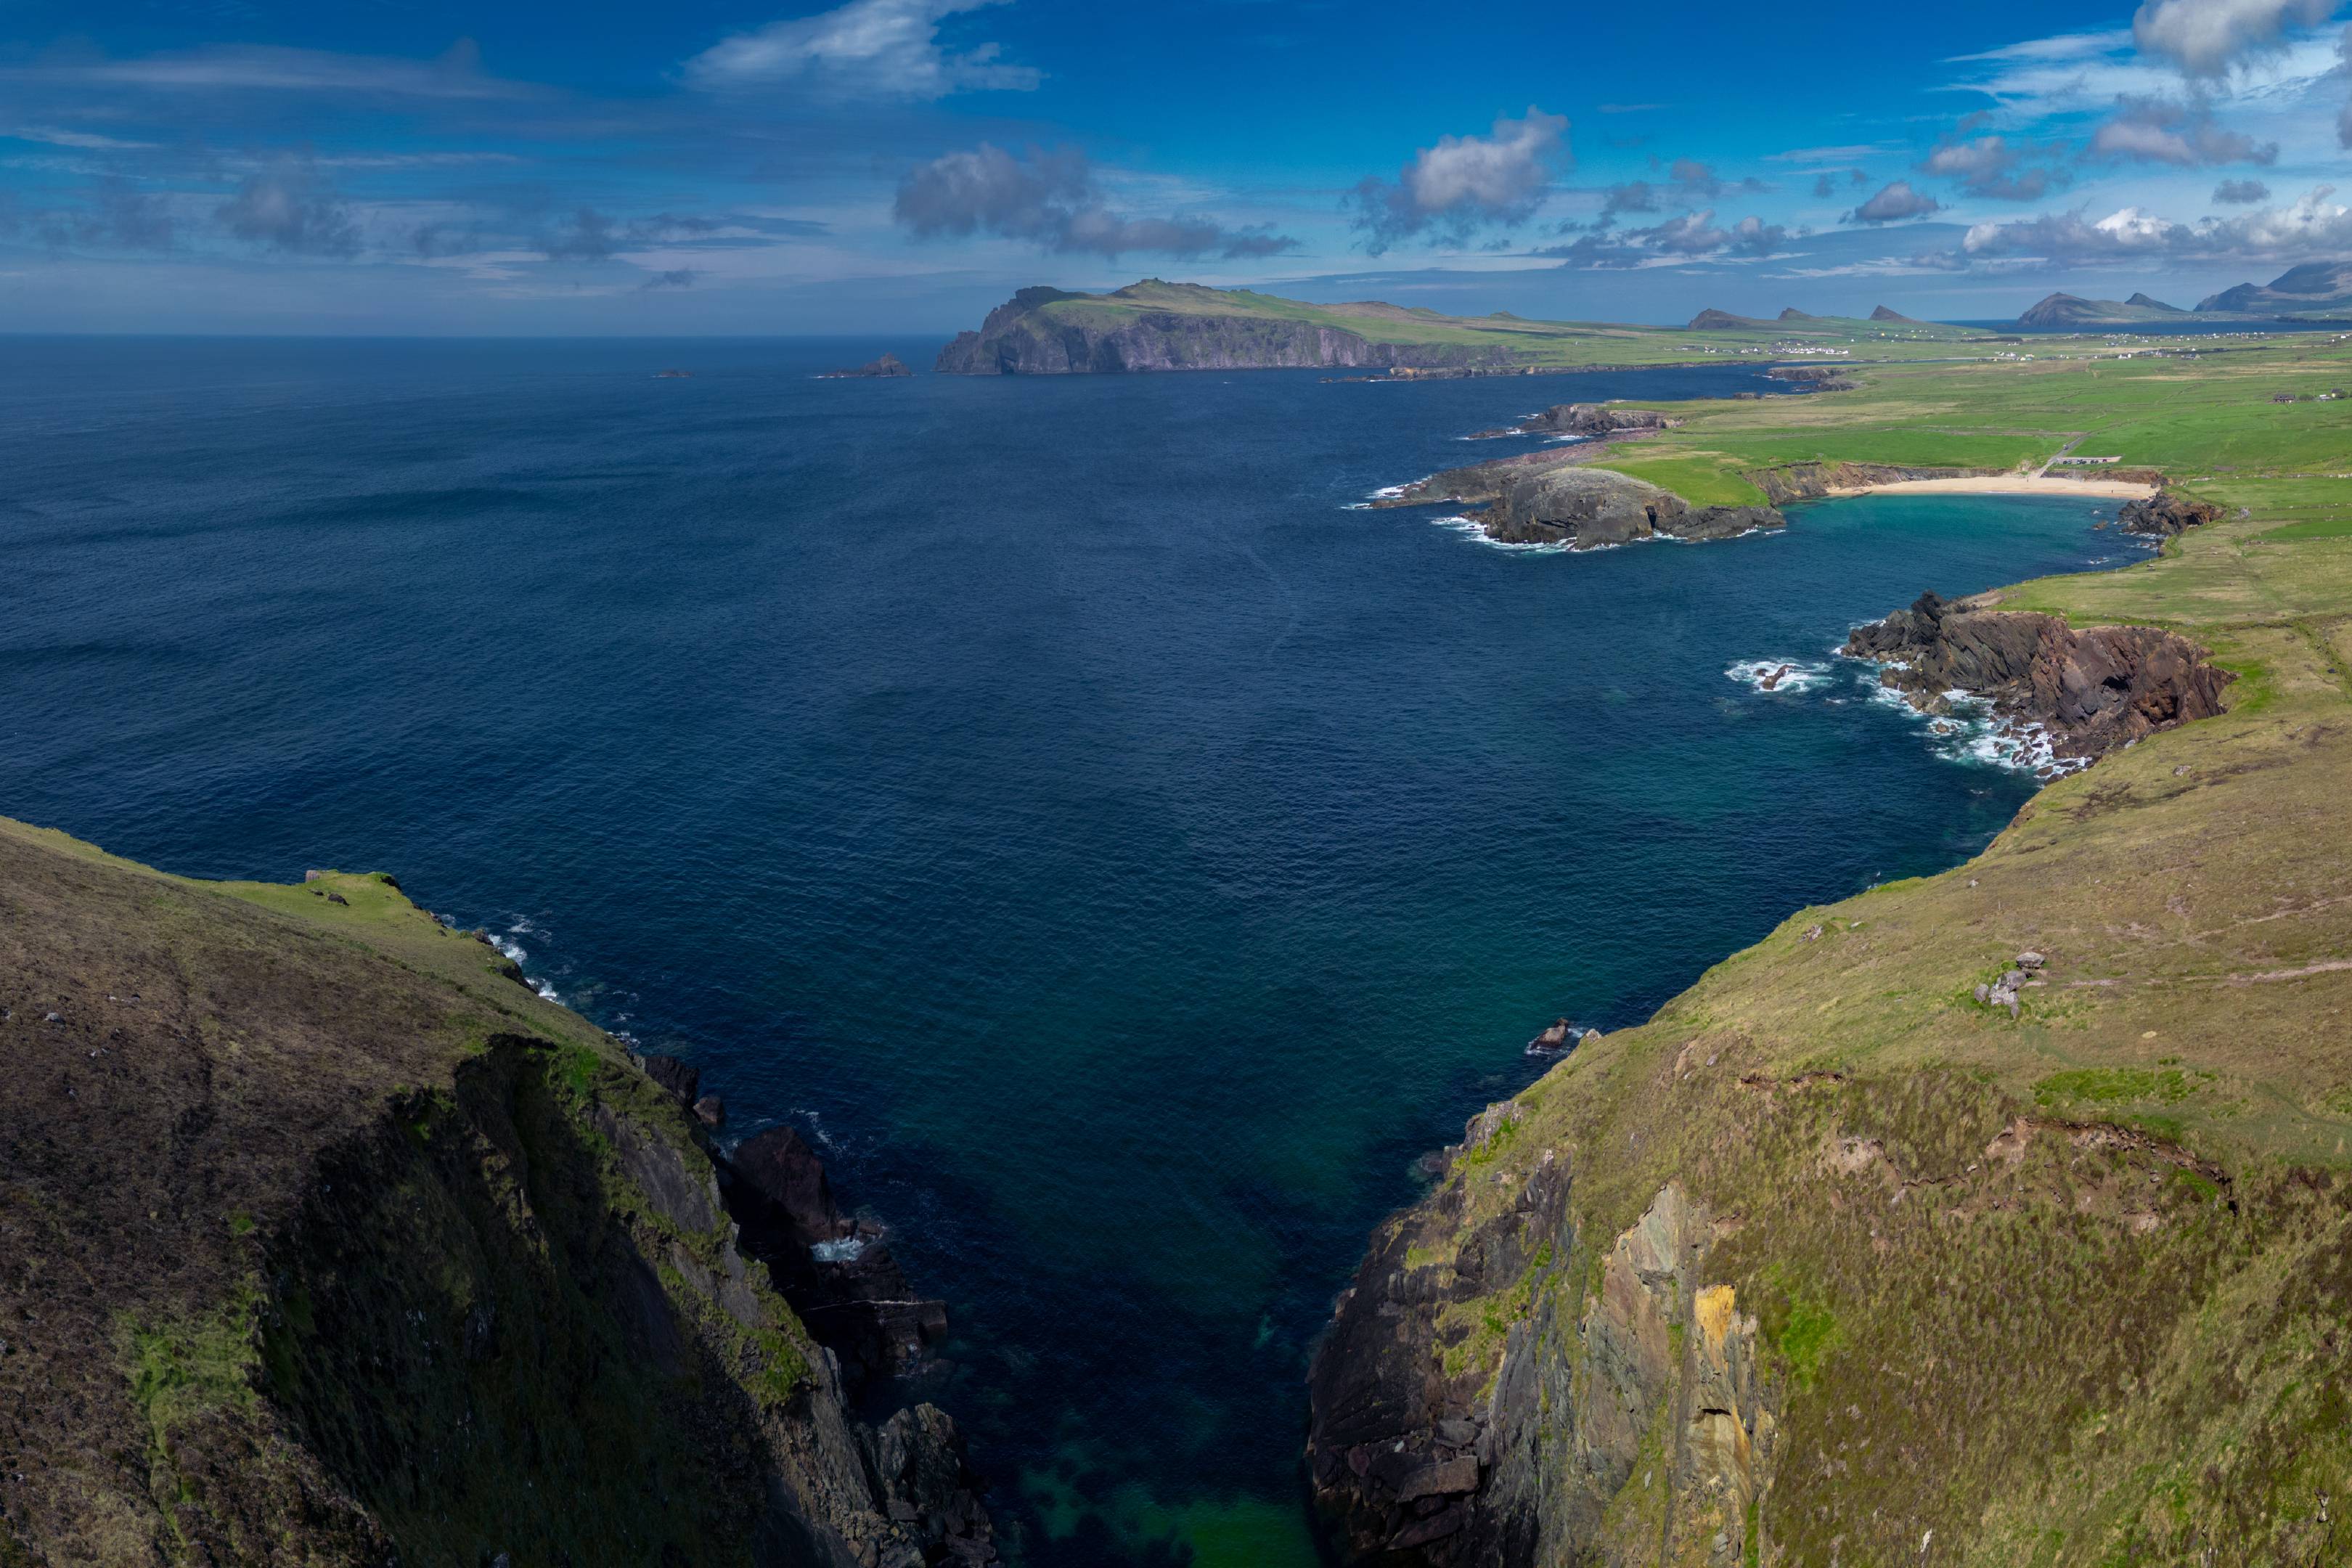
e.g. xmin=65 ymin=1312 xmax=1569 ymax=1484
xmin=1310 ymin=1111 xmax=1779 ymax=1567
xmin=1843 ymin=591 xmax=2231 ymax=759
xmin=934 ymin=288 xmax=1514 ymax=375
xmin=0 ymin=821 xmax=990 ymax=1567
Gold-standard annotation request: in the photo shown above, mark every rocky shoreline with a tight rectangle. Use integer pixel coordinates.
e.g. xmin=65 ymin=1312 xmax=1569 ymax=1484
xmin=1375 ymin=432 xmax=1781 ymax=550
xmin=1841 ymin=588 xmax=2231 ymax=763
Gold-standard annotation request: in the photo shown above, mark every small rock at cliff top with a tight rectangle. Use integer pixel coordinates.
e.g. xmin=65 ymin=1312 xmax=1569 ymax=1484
xmin=693 ymin=1094 xmax=725 ymax=1127
xmin=2017 ymin=951 xmax=2046 ymax=970
xmin=325 ymin=891 xmax=348 ymax=906
xmin=1973 ymin=984 xmax=1991 ymax=1005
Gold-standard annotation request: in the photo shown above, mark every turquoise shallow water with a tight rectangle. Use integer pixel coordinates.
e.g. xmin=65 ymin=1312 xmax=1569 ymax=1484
xmin=0 ymin=338 xmax=2141 ymax=1563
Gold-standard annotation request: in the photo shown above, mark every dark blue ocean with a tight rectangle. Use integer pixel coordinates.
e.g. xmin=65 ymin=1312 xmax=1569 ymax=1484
xmin=0 ymin=338 xmax=2138 ymax=1564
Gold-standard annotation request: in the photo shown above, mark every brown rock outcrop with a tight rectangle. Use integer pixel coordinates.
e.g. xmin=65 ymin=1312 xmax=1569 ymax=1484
xmin=2118 ymin=491 xmax=2222 ymax=538
xmin=1842 ymin=590 xmax=2232 ymax=759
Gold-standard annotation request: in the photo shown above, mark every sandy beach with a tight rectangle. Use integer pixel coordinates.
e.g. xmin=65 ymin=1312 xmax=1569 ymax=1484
xmin=1826 ymin=475 xmax=2160 ymax=499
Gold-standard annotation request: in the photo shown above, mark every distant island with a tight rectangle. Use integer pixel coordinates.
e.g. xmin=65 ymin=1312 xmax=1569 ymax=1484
xmin=819 ymin=352 xmax=914 ymax=379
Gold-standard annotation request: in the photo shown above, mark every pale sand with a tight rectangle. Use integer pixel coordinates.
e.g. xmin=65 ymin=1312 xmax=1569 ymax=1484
xmin=1824 ymin=475 xmax=2158 ymax=499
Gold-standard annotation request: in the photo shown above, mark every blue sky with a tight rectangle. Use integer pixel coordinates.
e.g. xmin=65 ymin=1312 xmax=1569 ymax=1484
xmin=5 ymin=0 xmax=2352 ymax=331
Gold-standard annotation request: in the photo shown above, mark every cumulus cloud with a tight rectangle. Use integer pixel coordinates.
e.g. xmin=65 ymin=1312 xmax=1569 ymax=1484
xmin=1846 ymin=180 xmax=1942 ymax=224
xmin=217 ymin=160 xmax=358 ymax=256
xmin=638 ymin=268 xmax=697 ymax=290
xmin=2214 ymin=176 xmax=2272 ymax=201
xmin=894 ymin=142 xmax=1296 ymax=258
xmin=1916 ymin=134 xmax=2070 ymax=200
xmin=2131 ymin=0 xmax=2332 ymax=75
xmin=1348 ymin=107 xmax=1569 ymax=253
xmin=684 ymin=0 xmax=1037 ymax=97
xmin=2091 ymin=96 xmax=2277 ymax=164
xmin=1962 ymin=184 xmax=2352 ymax=261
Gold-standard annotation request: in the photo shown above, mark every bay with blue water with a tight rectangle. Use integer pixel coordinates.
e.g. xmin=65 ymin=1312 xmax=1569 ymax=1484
xmin=0 ymin=338 xmax=2140 ymax=1564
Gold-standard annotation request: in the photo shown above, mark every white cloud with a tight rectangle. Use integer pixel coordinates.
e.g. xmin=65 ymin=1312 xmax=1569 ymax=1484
xmin=2090 ymin=95 xmax=2279 ymax=163
xmin=2132 ymin=0 xmax=2335 ymax=75
xmin=1349 ymin=107 xmax=1569 ymax=253
xmin=1960 ymin=184 xmax=2352 ymax=261
xmin=1847 ymin=180 xmax=1943 ymax=223
xmin=893 ymin=142 xmax=1295 ymax=258
xmin=683 ymin=0 xmax=1038 ymax=97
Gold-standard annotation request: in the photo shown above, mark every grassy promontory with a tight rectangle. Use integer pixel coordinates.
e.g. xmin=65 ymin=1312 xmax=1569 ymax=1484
xmin=0 ymin=824 xmax=974 ymax=1565
xmin=1312 ymin=338 xmax=2352 ymax=1565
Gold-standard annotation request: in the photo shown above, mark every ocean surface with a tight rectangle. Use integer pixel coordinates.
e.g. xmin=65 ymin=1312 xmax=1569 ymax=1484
xmin=0 ymin=338 xmax=2141 ymax=1564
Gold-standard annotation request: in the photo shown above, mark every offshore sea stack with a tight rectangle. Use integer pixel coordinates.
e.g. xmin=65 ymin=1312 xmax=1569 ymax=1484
xmin=1843 ymin=589 xmax=2231 ymax=759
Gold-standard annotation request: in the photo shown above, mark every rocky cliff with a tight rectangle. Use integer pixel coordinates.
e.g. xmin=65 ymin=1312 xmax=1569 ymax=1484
xmin=2118 ymin=491 xmax=2221 ymax=539
xmin=1842 ymin=590 xmax=2231 ymax=760
xmin=1480 ymin=466 xmax=1781 ymax=548
xmin=935 ymin=287 xmax=1514 ymax=375
xmin=0 ymin=821 xmax=991 ymax=1567
xmin=1379 ymin=449 xmax=1781 ymax=550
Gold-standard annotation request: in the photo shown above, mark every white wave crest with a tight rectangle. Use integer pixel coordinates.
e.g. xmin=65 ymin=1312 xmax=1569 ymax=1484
xmin=1725 ymin=658 xmax=1830 ymax=694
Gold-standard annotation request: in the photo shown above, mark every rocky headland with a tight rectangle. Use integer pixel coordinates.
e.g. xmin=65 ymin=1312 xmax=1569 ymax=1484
xmin=1378 ymin=445 xmax=1781 ymax=549
xmin=1842 ymin=589 xmax=2231 ymax=761
xmin=938 ymin=285 xmax=1516 ymax=376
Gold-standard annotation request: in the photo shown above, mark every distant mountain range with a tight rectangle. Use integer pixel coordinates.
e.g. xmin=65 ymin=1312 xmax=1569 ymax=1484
xmin=2017 ymin=261 xmax=2352 ymax=327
